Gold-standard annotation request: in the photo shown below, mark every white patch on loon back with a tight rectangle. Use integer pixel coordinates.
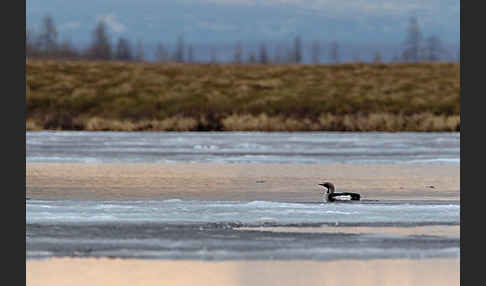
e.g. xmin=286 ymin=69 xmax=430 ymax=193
xmin=334 ymin=195 xmax=352 ymax=201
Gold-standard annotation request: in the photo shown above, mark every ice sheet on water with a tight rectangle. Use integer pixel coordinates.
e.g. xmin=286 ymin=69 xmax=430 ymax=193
xmin=27 ymin=245 xmax=460 ymax=260
xmin=26 ymin=199 xmax=459 ymax=226
xmin=26 ymin=131 xmax=460 ymax=164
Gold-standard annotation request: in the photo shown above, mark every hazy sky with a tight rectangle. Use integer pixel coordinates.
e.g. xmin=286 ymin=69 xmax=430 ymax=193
xmin=26 ymin=0 xmax=459 ymax=47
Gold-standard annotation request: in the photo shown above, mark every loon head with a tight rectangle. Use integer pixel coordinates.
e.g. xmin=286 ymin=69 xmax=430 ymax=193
xmin=318 ymin=182 xmax=335 ymax=194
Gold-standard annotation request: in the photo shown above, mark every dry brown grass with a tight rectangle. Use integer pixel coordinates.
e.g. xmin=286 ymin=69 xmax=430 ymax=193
xmin=26 ymin=119 xmax=42 ymax=131
xmin=26 ymin=59 xmax=460 ymax=131
xmin=221 ymin=113 xmax=459 ymax=132
xmin=72 ymin=116 xmax=198 ymax=131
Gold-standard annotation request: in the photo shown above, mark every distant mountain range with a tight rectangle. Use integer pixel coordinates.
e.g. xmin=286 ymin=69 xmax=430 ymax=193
xmin=26 ymin=0 xmax=459 ymax=62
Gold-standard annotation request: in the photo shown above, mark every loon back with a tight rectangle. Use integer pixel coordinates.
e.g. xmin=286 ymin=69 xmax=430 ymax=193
xmin=327 ymin=192 xmax=361 ymax=202
xmin=318 ymin=181 xmax=360 ymax=202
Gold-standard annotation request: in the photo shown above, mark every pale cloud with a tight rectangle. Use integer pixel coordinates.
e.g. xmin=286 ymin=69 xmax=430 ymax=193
xmin=97 ymin=14 xmax=126 ymax=33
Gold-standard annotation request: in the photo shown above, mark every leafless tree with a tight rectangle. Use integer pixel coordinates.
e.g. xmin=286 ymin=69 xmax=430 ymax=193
xmin=294 ymin=36 xmax=302 ymax=63
xmin=311 ymin=40 xmax=321 ymax=64
xmin=401 ymin=50 xmax=410 ymax=62
xmin=57 ymin=38 xmax=79 ymax=59
xmin=187 ymin=44 xmax=195 ymax=63
xmin=172 ymin=35 xmax=185 ymax=63
xmin=373 ymin=51 xmax=383 ymax=63
xmin=233 ymin=41 xmax=243 ymax=63
xmin=26 ymin=30 xmax=39 ymax=57
xmin=284 ymin=47 xmax=294 ymax=64
xmin=259 ymin=43 xmax=269 ymax=64
xmin=37 ymin=15 xmax=58 ymax=56
xmin=247 ymin=51 xmax=257 ymax=64
xmin=329 ymin=41 xmax=340 ymax=64
xmin=210 ymin=47 xmax=217 ymax=63
xmin=424 ymin=35 xmax=443 ymax=61
xmin=115 ymin=37 xmax=133 ymax=61
xmin=88 ymin=20 xmax=112 ymax=60
xmin=134 ymin=40 xmax=145 ymax=61
xmin=273 ymin=44 xmax=282 ymax=64
xmin=402 ymin=15 xmax=423 ymax=62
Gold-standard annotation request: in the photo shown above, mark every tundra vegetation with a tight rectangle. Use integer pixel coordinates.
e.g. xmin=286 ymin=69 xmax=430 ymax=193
xmin=26 ymin=59 xmax=459 ymax=132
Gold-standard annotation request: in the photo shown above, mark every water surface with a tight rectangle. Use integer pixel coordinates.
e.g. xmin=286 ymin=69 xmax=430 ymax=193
xmin=26 ymin=131 xmax=460 ymax=261
xmin=26 ymin=131 xmax=459 ymax=164
xmin=26 ymin=199 xmax=459 ymax=260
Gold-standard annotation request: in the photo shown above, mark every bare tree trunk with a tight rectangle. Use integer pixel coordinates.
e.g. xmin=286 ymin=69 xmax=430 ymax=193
xmin=233 ymin=41 xmax=243 ymax=63
xmin=172 ymin=35 xmax=185 ymax=63
xmin=88 ymin=20 xmax=112 ymax=60
xmin=115 ymin=37 xmax=133 ymax=61
xmin=311 ymin=41 xmax=320 ymax=64
xmin=259 ymin=43 xmax=269 ymax=64
xmin=134 ymin=40 xmax=145 ymax=61
xmin=329 ymin=41 xmax=340 ymax=64
xmin=403 ymin=16 xmax=423 ymax=62
xmin=373 ymin=51 xmax=382 ymax=63
xmin=294 ymin=36 xmax=302 ymax=63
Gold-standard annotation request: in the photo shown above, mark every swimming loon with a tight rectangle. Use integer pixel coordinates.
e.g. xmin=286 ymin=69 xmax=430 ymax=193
xmin=318 ymin=182 xmax=360 ymax=202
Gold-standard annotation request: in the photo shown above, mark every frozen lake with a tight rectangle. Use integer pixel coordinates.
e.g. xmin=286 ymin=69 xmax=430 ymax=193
xmin=26 ymin=131 xmax=460 ymax=261
xmin=26 ymin=199 xmax=459 ymax=260
xmin=27 ymin=199 xmax=459 ymax=226
xmin=26 ymin=131 xmax=460 ymax=164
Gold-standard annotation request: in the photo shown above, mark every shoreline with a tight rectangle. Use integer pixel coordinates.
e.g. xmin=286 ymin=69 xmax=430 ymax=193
xmin=26 ymin=113 xmax=460 ymax=132
xmin=27 ymin=257 xmax=460 ymax=286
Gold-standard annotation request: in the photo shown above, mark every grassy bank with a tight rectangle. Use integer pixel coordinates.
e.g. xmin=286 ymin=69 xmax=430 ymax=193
xmin=26 ymin=59 xmax=460 ymax=131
